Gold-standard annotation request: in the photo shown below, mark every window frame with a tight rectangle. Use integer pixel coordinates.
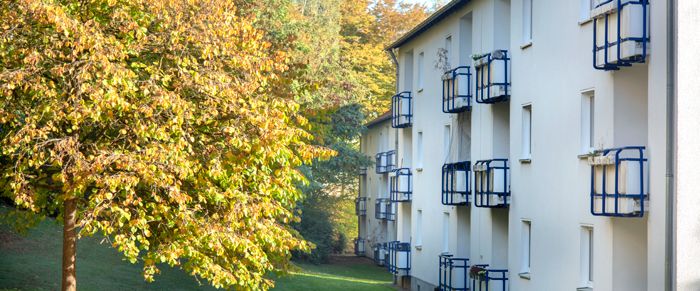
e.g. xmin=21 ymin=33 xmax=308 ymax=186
xmin=522 ymin=0 xmax=533 ymax=47
xmin=519 ymin=220 xmax=532 ymax=277
xmin=579 ymin=225 xmax=594 ymax=288
xmin=580 ymin=90 xmax=595 ymax=156
xmin=521 ymin=104 xmax=533 ymax=162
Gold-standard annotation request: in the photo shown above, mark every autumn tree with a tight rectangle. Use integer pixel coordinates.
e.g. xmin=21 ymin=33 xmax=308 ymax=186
xmin=0 ymin=0 xmax=330 ymax=290
xmin=265 ymin=0 xmax=429 ymax=261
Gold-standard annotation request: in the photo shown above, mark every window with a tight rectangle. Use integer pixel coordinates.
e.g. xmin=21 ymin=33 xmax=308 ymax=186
xmin=581 ymin=91 xmax=595 ymax=154
xmin=417 ymin=131 xmax=424 ymax=169
xmin=579 ymin=0 xmax=594 ymax=23
xmin=442 ymin=212 xmax=450 ymax=253
xmin=445 ymin=36 xmax=452 ymax=68
xmin=522 ymin=0 xmax=533 ymax=44
xmin=418 ymin=52 xmax=425 ymax=90
xmin=521 ymin=105 xmax=532 ymax=160
xmin=443 ymin=125 xmax=452 ymax=160
xmin=580 ymin=226 xmax=594 ymax=288
xmin=416 ymin=210 xmax=423 ymax=246
xmin=520 ymin=220 xmax=532 ymax=275
xmin=404 ymin=52 xmax=414 ymax=92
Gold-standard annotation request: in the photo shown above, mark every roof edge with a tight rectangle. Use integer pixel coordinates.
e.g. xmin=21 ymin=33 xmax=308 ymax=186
xmin=386 ymin=0 xmax=470 ymax=50
xmin=365 ymin=111 xmax=392 ymax=128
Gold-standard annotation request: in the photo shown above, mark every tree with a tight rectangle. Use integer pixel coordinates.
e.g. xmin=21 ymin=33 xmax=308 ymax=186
xmin=270 ymin=0 xmax=430 ymax=262
xmin=0 ymin=0 xmax=330 ymax=290
xmin=294 ymin=104 xmax=371 ymax=263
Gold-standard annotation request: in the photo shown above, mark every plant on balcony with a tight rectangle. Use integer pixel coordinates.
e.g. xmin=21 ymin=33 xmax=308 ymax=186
xmin=469 ymin=265 xmax=487 ymax=280
xmin=471 ymin=53 xmax=488 ymax=61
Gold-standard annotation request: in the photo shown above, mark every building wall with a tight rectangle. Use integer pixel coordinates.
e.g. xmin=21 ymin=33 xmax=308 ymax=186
xmin=359 ymin=120 xmax=399 ymax=259
xmin=360 ymin=0 xmax=667 ymax=290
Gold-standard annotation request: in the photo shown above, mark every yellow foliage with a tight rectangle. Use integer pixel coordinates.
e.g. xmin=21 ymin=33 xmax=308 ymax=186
xmin=0 ymin=0 xmax=332 ymax=290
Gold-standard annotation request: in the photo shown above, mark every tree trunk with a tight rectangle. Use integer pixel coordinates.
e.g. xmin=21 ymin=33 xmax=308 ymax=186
xmin=62 ymin=198 xmax=77 ymax=291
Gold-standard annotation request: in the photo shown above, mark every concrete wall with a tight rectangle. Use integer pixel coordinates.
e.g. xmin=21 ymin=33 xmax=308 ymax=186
xmin=676 ymin=0 xmax=700 ymax=289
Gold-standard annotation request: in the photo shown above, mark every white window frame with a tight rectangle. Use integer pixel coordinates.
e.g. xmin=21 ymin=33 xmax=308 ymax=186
xmin=443 ymin=125 xmax=452 ymax=162
xmin=579 ymin=226 xmax=594 ymax=289
xmin=444 ymin=36 xmax=453 ymax=69
xmin=442 ymin=212 xmax=450 ymax=253
xmin=579 ymin=0 xmax=594 ymax=24
xmin=417 ymin=52 xmax=425 ymax=91
xmin=580 ymin=90 xmax=595 ymax=155
xmin=416 ymin=210 xmax=423 ymax=247
xmin=521 ymin=104 xmax=532 ymax=161
xmin=522 ymin=0 xmax=533 ymax=47
xmin=417 ymin=131 xmax=424 ymax=170
xmin=520 ymin=220 xmax=532 ymax=277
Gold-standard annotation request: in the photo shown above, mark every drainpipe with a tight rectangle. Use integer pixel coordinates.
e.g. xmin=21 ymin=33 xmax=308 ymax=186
xmin=388 ymin=48 xmax=401 ymax=154
xmin=665 ymin=0 xmax=676 ymax=289
xmin=388 ymin=48 xmax=400 ymax=94
xmin=387 ymin=47 xmax=400 ymax=287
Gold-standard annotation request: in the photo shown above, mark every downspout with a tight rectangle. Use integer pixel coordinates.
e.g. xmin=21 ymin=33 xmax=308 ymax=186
xmin=388 ymin=48 xmax=401 ymax=158
xmin=665 ymin=0 xmax=676 ymax=289
xmin=387 ymin=47 xmax=400 ymax=287
xmin=388 ymin=48 xmax=400 ymax=94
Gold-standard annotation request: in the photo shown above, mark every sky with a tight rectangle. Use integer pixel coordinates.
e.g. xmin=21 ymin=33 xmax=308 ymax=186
xmin=402 ymin=0 xmax=441 ymax=6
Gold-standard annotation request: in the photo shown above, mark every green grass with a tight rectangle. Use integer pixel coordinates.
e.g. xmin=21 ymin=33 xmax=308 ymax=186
xmin=0 ymin=209 xmax=216 ymax=291
xmin=0 ymin=207 xmax=391 ymax=290
xmin=272 ymin=261 xmax=393 ymax=291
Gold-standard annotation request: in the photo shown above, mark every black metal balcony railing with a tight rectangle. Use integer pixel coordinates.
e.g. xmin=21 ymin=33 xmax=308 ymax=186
xmin=592 ymin=0 xmax=649 ymax=71
xmin=355 ymin=197 xmax=368 ymax=216
xmin=388 ymin=241 xmax=411 ymax=276
xmin=390 ymin=168 xmax=413 ymax=202
xmin=473 ymin=159 xmax=510 ymax=208
xmin=358 ymin=167 xmax=368 ymax=176
xmin=391 ymin=91 xmax=413 ymax=128
xmin=474 ymin=50 xmax=510 ymax=104
xmin=589 ymin=146 xmax=648 ymax=217
xmin=439 ymin=254 xmax=470 ymax=291
xmin=354 ymin=237 xmax=366 ymax=256
xmin=373 ymin=243 xmax=387 ymax=266
xmin=442 ymin=161 xmax=471 ymax=206
xmin=375 ymin=198 xmax=395 ymax=221
xmin=442 ymin=66 xmax=472 ymax=113
xmin=375 ymin=150 xmax=397 ymax=174
xmin=470 ymin=265 xmax=509 ymax=291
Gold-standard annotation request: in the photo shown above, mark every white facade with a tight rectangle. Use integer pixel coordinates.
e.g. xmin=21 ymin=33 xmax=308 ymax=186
xmin=357 ymin=0 xmax=671 ymax=290
xmin=356 ymin=115 xmax=398 ymax=267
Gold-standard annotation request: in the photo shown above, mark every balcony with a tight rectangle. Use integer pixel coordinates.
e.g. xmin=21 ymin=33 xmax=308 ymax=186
xmin=391 ymin=91 xmax=413 ymax=128
xmin=375 ymin=150 xmax=397 ymax=174
xmin=375 ymin=198 xmax=396 ymax=221
xmin=354 ymin=237 xmax=366 ymax=256
xmin=442 ymin=161 xmax=471 ymax=206
xmin=589 ymin=146 xmax=648 ymax=217
xmin=473 ymin=159 xmax=510 ymax=208
xmin=592 ymin=0 xmax=649 ymax=71
xmin=373 ymin=243 xmax=388 ymax=266
xmin=470 ymin=265 xmax=509 ymax=291
xmin=359 ymin=167 xmax=368 ymax=176
xmin=388 ymin=241 xmax=411 ymax=276
xmin=442 ymin=66 xmax=472 ymax=113
xmin=439 ymin=254 xmax=470 ymax=291
xmin=390 ymin=168 xmax=413 ymax=202
xmin=355 ymin=197 xmax=368 ymax=216
xmin=474 ymin=50 xmax=510 ymax=104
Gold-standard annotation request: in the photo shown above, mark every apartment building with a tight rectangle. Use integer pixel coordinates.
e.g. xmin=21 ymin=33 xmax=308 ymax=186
xmin=355 ymin=112 xmax=400 ymax=270
xmin=355 ymin=0 xmax=668 ymax=290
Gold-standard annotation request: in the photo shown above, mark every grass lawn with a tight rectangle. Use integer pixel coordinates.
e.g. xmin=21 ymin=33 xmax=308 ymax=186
xmin=272 ymin=258 xmax=393 ymax=291
xmin=0 ymin=206 xmax=392 ymax=291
